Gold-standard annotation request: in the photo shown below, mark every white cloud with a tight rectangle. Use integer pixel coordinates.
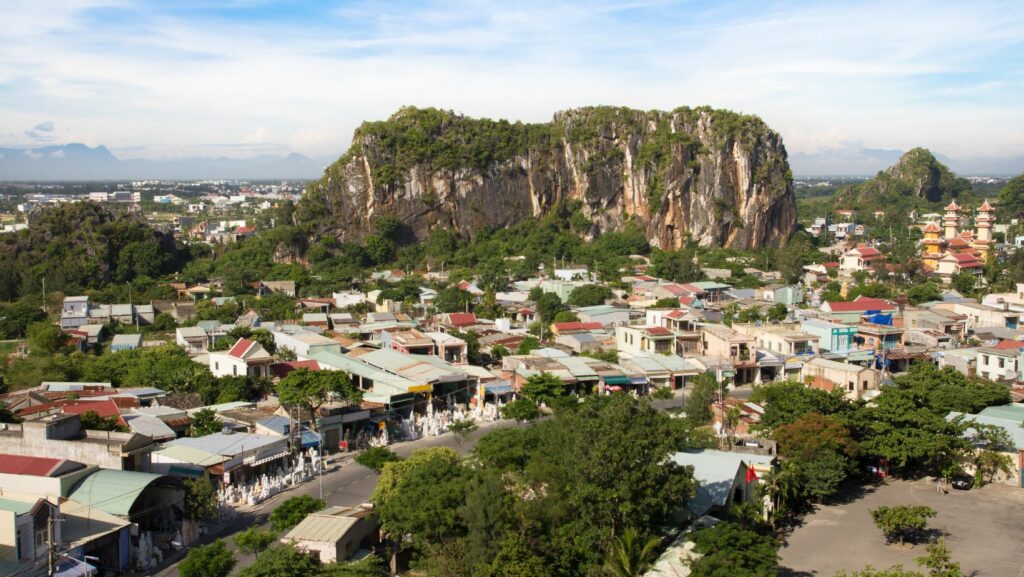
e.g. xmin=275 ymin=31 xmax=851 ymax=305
xmin=0 ymin=0 xmax=1021 ymax=169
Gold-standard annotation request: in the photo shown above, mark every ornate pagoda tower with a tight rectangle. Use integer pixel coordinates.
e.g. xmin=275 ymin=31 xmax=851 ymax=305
xmin=943 ymin=201 xmax=961 ymax=240
xmin=920 ymin=221 xmax=944 ymax=271
xmin=973 ymin=199 xmax=995 ymax=260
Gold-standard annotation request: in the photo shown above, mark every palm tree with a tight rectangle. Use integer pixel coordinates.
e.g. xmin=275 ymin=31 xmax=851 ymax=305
xmin=759 ymin=461 xmax=800 ymax=529
xmin=604 ymin=527 xmax=661 ymax=577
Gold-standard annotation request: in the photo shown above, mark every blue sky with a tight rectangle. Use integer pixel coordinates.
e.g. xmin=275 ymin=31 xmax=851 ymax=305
xmin=1 ymin=0 xmax=1023 ymax=168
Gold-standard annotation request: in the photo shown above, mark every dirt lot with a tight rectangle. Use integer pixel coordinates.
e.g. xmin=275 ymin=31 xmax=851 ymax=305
xmin=779 ymin=477 xmax=1024 ymax=577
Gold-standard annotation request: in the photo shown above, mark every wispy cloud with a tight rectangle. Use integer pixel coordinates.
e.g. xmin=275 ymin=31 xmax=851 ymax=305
xmin=0 ymin=0 xmax=1021 ymax=164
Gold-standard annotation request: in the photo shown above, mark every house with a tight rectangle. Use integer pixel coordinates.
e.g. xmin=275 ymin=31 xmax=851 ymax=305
xmin=302 ymin=313 xmax=330 ymax=329
xmin=855 ymin=322 xmax=904 ymax=351
xmin=60 ymin=296 xmax=89 ymax=329
xmin=668 ymin=450 xmax=775 ymax=517
xmin=801 ymin=357 xmax=880 ymax=400
xmin=618 ymin=354 xmax=701 ymax=390
xmin=425 ymin=332 xmax=468 ymax=365
xmin=158 ymin=432 xmax=290 ymax=486
xmin=259 ymin=280 xmax=296 ymax=297
xmin=553 ymin=266 xmax=591 ymax=282
xmin=280 ymin=505 xmax=380 ymax=563
xmin=209 ymin=338 xmax=274 ymax=378
xmin=839 ymin=244 xmax=884 ymax=274
xmin=436 ymin=312 xmax=479 ymax=332
xmin=575 ymin=305 xmax=631 ymax=327
xmin=772 ymin=286 xmax=804 ymax=306
xmin=732 ymin=324 xmax=818 ymax=357
xmin=110 ymin=333 xmax=142 ymax=352
xmin=333 ymin=291 xmax=366 ymax=309
xmin=616 ymin=326 xmax=677 ymax=356
xmin=935 ymin=252 xmax=984 ymax=280
xmin=945 ymin=408 xmax=1024 ymax=487
xmin=555 ymin=331 xmax=602 ymax=354
xmin=273 ymin=330 xmax=342 ymax=360
xmin=930 ymin=301 xmax=1020 ymax=331
xmin=976 ymin=348 xmax=1021 ymax=382
xmin=698 ymin=325 xmax=758 ymax=383
xmin=176 ymin=327 xmax=210 ymax=354
xmin=456 ymin=280 xmax=484 ymax=297
xmin=820 ymin=296 xmax=899 ymax=324
xmin=383 ymin=329 xmax=435 ymax=356
xmin=0 ymin=496 xmax=60 ymax=568
xmin=0 ymin=414 xmax=157 ymax=470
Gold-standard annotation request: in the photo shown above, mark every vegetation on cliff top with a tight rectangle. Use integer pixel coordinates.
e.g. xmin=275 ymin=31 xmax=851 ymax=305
xmin=307 ymin=105 xmax=780 ymax=194
xmin=836 ymin=148 xmax=970 ymax=207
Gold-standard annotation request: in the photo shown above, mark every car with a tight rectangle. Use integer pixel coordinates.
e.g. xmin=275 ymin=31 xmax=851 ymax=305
xmin=951 ymin=475 xmax=974 ymax=490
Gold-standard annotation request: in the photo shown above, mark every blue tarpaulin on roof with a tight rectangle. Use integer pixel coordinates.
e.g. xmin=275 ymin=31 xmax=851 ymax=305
xmin=300 ymin=430 xmax=322 ymax=448
xmin=865 ymin=313 xmax=893 ymax=325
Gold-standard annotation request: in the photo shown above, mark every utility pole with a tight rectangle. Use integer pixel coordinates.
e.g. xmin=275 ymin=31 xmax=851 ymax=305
xmin=47 ymin=513 xmax=55 ymax=577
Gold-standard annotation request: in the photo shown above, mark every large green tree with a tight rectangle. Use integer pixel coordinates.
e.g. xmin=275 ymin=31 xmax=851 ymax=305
xmin=269 ymin=495 xmax=325 ymax=532
xmin=687 ymin=522 xmax=778 ymax=577
xmin=179 ymin=540 xmax=236 ymax=577
xmin=870 ymin=505 xmax=936 ymax=546
xmin=276 ymin=369 xmax=361 ymax=428
xmin=519 ymin=373 xmax=566 ymax=406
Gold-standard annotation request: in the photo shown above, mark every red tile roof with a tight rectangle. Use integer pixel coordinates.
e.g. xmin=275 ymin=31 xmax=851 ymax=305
xmin=227 ymin=338 xmax=256 ymax=358
xmin=994 ymin=340 xmax=1024 ymax=350
xmin=921 ymin=222 xmax=942 ymax=233
xmin=822 ymin=262 xmax=839 ymax=268
xmin=270 ymin=360 xmax=321 ymax=379
xmin=643 ymin=326 xmax=673 ymax=336
xmin=446 ymin=313 xmax=477 ymax=327
xmin=978 ymin=200 xmax=994 ymax=212
xmin=552 ymin=322 xmax=585 ymax=332
xmin=825 ymin=296 xmax=897 ymax=312
xmin=0 ymin=455 xmax=66 ymax=477
xmin=62 ymin=400 xmax=123 ymax=422
xmin=850 ymin=245 xmax=882 ymax=257
xmin=945 ymin=201 xmax=961 ymax=211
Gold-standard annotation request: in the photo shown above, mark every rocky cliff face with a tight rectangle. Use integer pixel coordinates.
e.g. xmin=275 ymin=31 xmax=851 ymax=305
xmin=297 ymin=106 xmax=796 ymax=250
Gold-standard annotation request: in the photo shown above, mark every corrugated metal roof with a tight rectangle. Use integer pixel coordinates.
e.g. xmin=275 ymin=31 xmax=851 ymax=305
xmin=153 ymin=445 xmax=228 ymax=467
xmin=977 ymin=403 xmax=1024 ymax=421
xmin=948 ymin=412 xmax=1024 ymax=449
xmin=670 ymin=450 xmax=775 ymax=515
xmin=66 ymin=470 xmax=171 ymax=517
xmin=123 ymin=415 xmax=176 ymax=440
xmin=282 ymin=511 xmax=360 ymax=543
xmin=165 ymin=432 xmax=284 ymax=456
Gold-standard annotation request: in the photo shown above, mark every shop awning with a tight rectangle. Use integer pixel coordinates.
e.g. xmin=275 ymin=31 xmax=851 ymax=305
xmin=246 ymin=450 xmax=290 ymax=467
xmin=168 ymin=465 xmax=204 ymax=478
xmin=602 ymin=375 xmax=631 ymax=386
xmin=300 ymin=430 xmax=322 ymax=448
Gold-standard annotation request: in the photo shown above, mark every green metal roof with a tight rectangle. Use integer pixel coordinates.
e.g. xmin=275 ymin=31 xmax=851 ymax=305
xmin=0 ymin=498 xmax=34 ymax=515
xmin=977 ymin=403 xmax=1024 ymax=421
xmin=65 ymin=470 xmax=171 ymax=517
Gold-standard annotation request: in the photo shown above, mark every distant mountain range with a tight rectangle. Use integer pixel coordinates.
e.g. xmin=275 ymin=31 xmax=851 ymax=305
xmin=3 ymin=142 xmax=1022 ymax=181
xmin=790 ymin=145 xmax=1024 ymax=177
xmin=0 ymin=143 xmax=330 ymax=181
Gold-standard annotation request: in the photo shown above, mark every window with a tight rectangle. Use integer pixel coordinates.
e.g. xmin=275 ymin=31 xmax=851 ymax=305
xmin=998 ymin=358 xmax=1004 ymax=369
xmin=233 ymin=365 xmax=237 ymax=376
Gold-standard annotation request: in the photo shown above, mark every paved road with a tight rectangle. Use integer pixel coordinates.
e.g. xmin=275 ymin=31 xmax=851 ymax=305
xmin=149 ymin=419 xmax=513 ymax=577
